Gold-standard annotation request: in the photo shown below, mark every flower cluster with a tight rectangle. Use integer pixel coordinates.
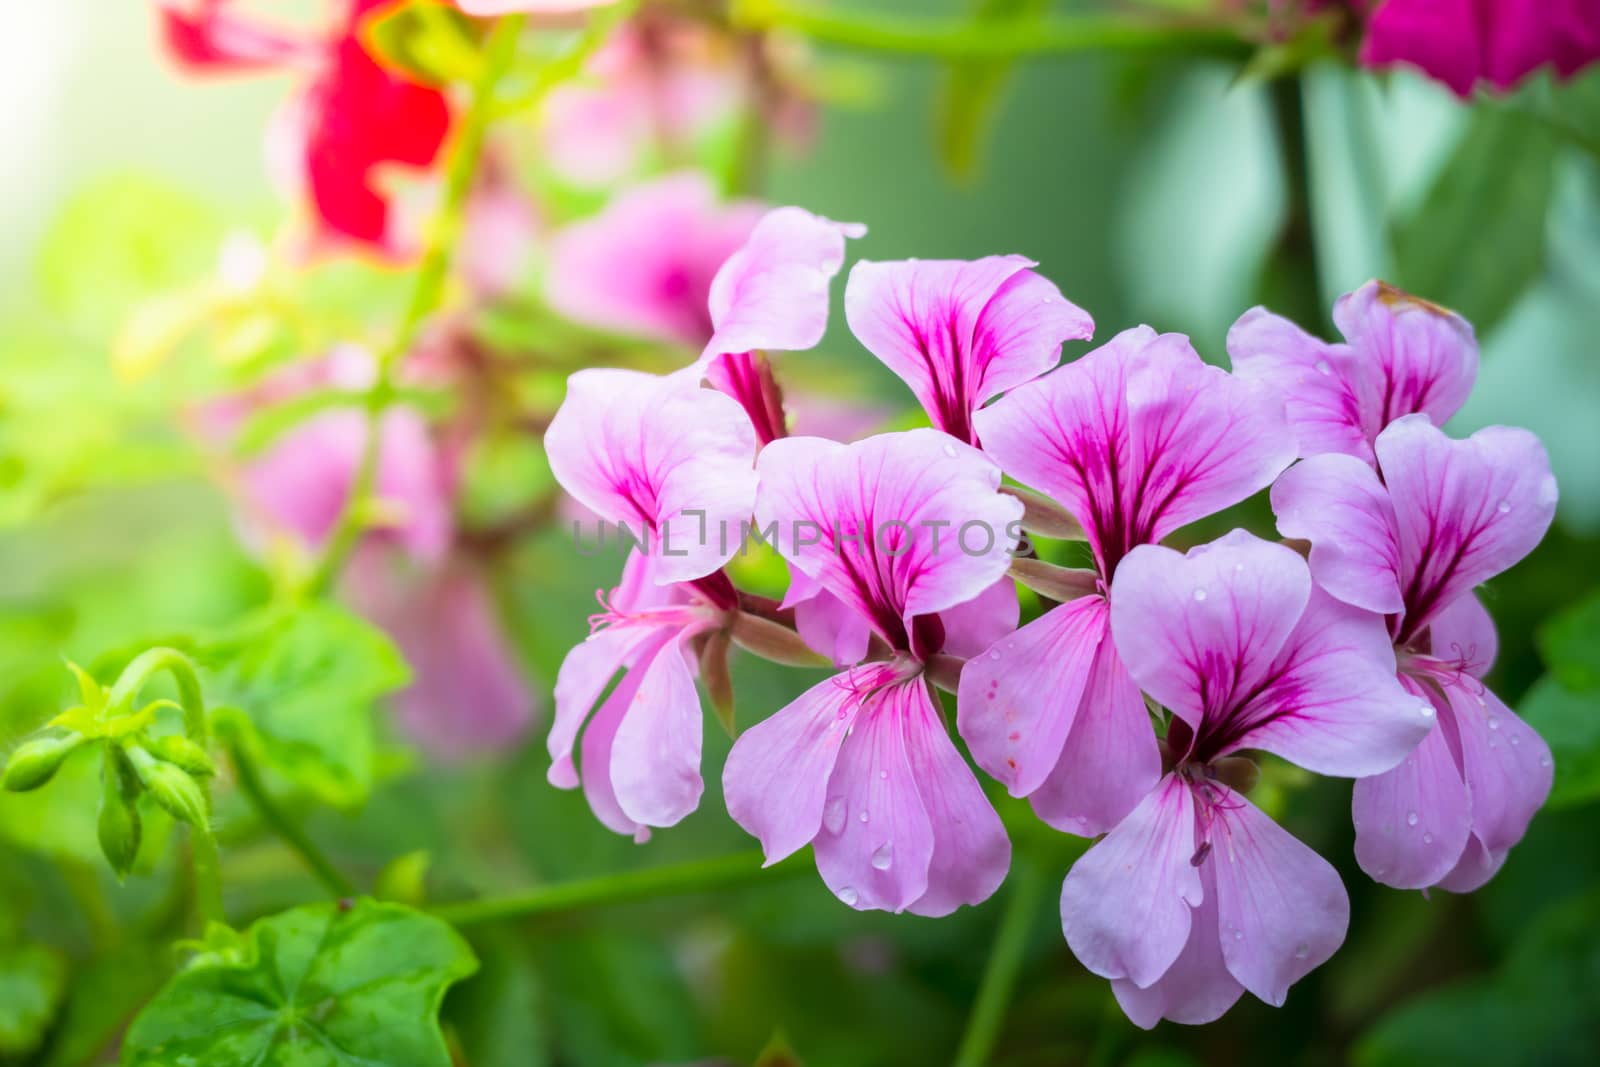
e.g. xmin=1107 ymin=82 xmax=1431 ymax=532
xmin=543 ymin=206 xmax=1558 ymax=1026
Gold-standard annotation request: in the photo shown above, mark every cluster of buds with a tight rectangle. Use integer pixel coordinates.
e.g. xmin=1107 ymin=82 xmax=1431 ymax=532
xmin=2 ymin=650 xmax=215 ymax=879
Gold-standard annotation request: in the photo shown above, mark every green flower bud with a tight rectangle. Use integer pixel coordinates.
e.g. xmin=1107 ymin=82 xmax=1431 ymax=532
xmin=98 ymin=748 xmax=143 ymax=880
xmin=125 ymin=745 xmax=209 ymax=827
xmin=148 ymin=734 xmax=217 ymax=778
xmin=2 ymin=734 xmax=84 ymax=792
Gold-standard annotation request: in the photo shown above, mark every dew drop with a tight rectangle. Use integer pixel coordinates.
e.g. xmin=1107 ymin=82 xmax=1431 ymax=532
xmin=989 ymin=649 xmax=1002 ymax=661
xmin=1488 ymin=716 xmax=1501 ymax=730
xmin=1407 ymin=811 xmax=1419 ymax=827
xmin=871 ymin=843 xmax=893 ymax=870
xmin=1041 ymin=296 xmax=1054 ymax=304
xmin=879 ymin=769 xmax=889 ymax=780
xmin=858 ymin=811 xmax=869 ymax=823
xmin=942 ymin=443 xmax=958 ymax=458
xmin=839 ymin=886 xmax=859 ymax=906
xmin=1540 ymin=755 xmax=1553 ymax=768
xmin=1510 ymin=735 xmax=1521 ymax=746
xmin=823 ymin=796 xmax=847 ymax=834
xmin=1419 ymin=701 xmax=1436 ymax=718
xmin=1497 ymin=500 xmax=1512 ymax=514
xmin=1193 ymin=588 xmax=1208 ymax=602
xmin=1233 ymin=929 xmax=1244 ymax=941
xmin=1423 ymin=832 xmax=1434 ymax=844
xmin=1293 ymin=941 xmax=1310 ymax=960
xmin=1234 ymin=562 xmax=1245 ymax=573
xmin=1315 ymin=360 xmax=1333 ymax=376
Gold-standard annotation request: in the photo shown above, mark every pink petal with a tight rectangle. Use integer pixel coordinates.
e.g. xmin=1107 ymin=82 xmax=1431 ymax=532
xmin=457 ymin=1 xmax=619 ymax=14
xmin=1227 ymin=307 xmax=1370 ymax=462
xmin=754 ymin=431 xmax=1022 ymax=649
xmin=548 ymin=624 xmax=659 ymax=789
xmin=1060 ymin=776 xmax=1202 ymax=989
xmin=1427 ymin=592 xmax=1499 ymax=676
xmin=610 ymin=632 xmax=707 ymax=829
xmin=1375 ymin=416 xmax=1558 ymax=639
xmin=812 ymin=682 xmax=935 ymax=913
xmin=1444 ymin=677 xmax=1553 ymax=860
xmin=1353 ymin=679 xmax=1473 ymax=889
xmin=900 ymin=679 xmax=1010 ymax=917
xmin=1111 ymin=862 xmax=1243 ymax=1028
xmin=1029 ymin=636 xmax=1162 ymax=837
xmin=956 ymin=596 xmax=1106 ymax=797
xmin=1209 ymin=789 xmax=1349 ymax=1007
xmin=1437 ymin=833 xmax=1507 ymax=893
xmin=545 ymin=368 xmax=757 ymax=584
xmin=700 ymin=207 xmax=864 ymax=363
xmin=1332 ymin=281 xmax=1478 ymax=434
xmin=937 ymin=577 xmax=1020 ymax=662
xmin=544 ymin=173 xmax=762 ymax=346
xmin=723 ymin=671 xmax=864 ymax=864
xmin=783 ymin=570 xmax=873 ymax=667
xmin=576 ymin=630 xmax=677 ymax=838
xmin=1271 ymin=452 xmax=1404 ymax=614
xmin=843 ymin=256 xmax=1091 ymax=444
xmin=1360 ymin=0 xmax=1485 ymax=95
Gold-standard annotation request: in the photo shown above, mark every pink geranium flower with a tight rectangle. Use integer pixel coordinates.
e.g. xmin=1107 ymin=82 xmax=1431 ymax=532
xmin=957 ymin=328 xmax=1296 ymax=836
xmin=1358 ymin=0 xmax=1600 ymax=97
xmin=1062 ymin=531 xmax=1425 ymax=1027
xmin=1228 ymin=280 xmax=1478 ymax=466
xmin=723 ymin=430 xmax=1022 ymax=914
xmin=1273 ymin=415 xmax=1558 ymax=890
xmin=456 ymin=0 xmax=616 ymax=15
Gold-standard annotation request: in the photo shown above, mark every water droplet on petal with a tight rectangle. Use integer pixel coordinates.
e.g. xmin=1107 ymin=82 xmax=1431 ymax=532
xmin=1407 ymin=811 xmax=1419 ymax=827
xmin=1540 ymin=755 xmax=1553 ymax=768
xmin=942 ymin=443 xmax=958 ymax=458
xmin=1419 ymin=701 xmax=1436 ymax=718
xmin=1497 ymin=500 xmax=1512 ymax=514
xmin=823 ymin=796 xmax=847 ymax=834
xmin=879 ymin=769 xmax=888 ymax=780
xmin=838 ymin=886 xmax=859 ymax=906
xmin=1488 ymin=716 xmax=1501 ymax=730
xmin=1423 ymin=832 xmax=1434 ymax=844
xmin=1233 ymin=929 xmax=1244 ymax=941
xmin=1193 ymin=588 xmax=1208 ymax=602
xmin=1315 ymin=360 xmax=1333 ymax=376
xmin=1234 ymin=562 xmax=1245 ymax=573
xmin=1294 ymin=941 xmax=1310 ymax=959
xmin=858 ymin=811 xmax=869 ymax=823
xmin=1510 ymin=735 xmax=1521 ymax=746
xmin=871 ymin=843 xmax=893 ymax=870
xmin=989 ymin=649 xmax=1002 ymax=661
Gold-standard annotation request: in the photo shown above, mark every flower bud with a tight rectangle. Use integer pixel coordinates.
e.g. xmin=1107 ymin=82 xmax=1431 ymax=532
xmin=730 ymin=612 xmax=828 ymax=668
xmin=2 ymin=734 xmax=84 ymax=792
xmin=98 ymin=748 xmax=143 ymax=880
xmin=125 ymin=745 xmax=209 ymax=827
xmin=699 ymin=629 xmax=736 ymax=738
xmin=149 ymin=734 xmax=217 ymax=778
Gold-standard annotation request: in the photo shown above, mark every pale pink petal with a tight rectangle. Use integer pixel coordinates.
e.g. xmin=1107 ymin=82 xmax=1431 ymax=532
xmin=1227 ymin=307 xmax=1370 ymax=462
xmin=545 ymin=368 xmax=757 ymax=583
xmin=1111 ymin=863 xmax=1243 ymax=1028
xmin=723 ymin=671 xmax=864 ymax=864
xmin=1029 ymin=636 xmax=1161 ymax=837
xmin=1375 ymin=416 xmax=1558 ymax=638
xmin=754 ymin=431 xmax=1021 ymax=650
xmin=610 ymin=632 xmax=706 ymax=829
xmin=937 ymin=577 xmax=1020 ymax=661
xmin=783 ymin=571 xmax=873 ymax=667
xmin=843 ymin=256 xmax=1091 ymax=444
xmin=1427 ymin=592 xmax=1499 ymax=676
xmin=900 ymin=679 xmax=1010 ymax=917
xmin=812 ymin=682 xmax=935 ymax=913
xmin=1353 ymin=679 xmax=1473 ymax=889
xmin=700 ymin=207 xmax=864 ymax=363
xmin=1437 ymin=833 xmax=1507 ymax=893
xmin=956 ymin=596 xmax=1105 ymax=797
xmin=1271 ymin=452 xmax=1405 ymax=614
xmin=576 ymin=631 xmax=676 ymax=838
xmin=548 ymin=624 xmax=659 ymax=789
xmin=1060 ymin=776 xmax=1202 ymax=988
xmin=1444 ymin=677 xmax=1553 ymax=860
xmin=1331 ymin=281 xmax=1478 ymax=435
xmin=1209 ymin=789 xmax=1348 ymax=1007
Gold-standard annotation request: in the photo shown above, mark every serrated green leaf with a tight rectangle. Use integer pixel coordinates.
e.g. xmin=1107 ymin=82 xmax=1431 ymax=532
xmin=1520 ymin=675 xmax=1600 ymax=810
xmin=0 ymin=943 xmax=68 ymax=1057
xmin=1537 ymin=589 xmax=1600 ymax=692
xmin=1391 ymin=106 xmax=1560 ymax=334
xmin=200 ymin=603 xmax=409 ymax=809
xmin=122 ymin=899 xmax=477 ymax=1067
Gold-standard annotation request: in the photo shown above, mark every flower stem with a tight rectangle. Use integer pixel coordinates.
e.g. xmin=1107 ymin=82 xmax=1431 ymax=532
xmin=109 ymin=648 xmax=208 ymax=745
xmin=227 ymin=740 xmax=355 ymax=898
xmin=309 ymin=13 xmax=529 ymax=595
xmin=953 ymin=859 xmax=1045 ymax=1067
xmin=432 ymin=850 xmax=808 ymax=927
xmin=190 ymin=826 xmax=227 ymax=929
xmin=731 ymin=1 xmax=1255 ymax=61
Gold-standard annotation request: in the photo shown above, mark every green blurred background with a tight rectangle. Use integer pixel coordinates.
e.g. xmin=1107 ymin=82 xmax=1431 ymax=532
xmin=2 ymin=2 xmax=1599 ymax=1065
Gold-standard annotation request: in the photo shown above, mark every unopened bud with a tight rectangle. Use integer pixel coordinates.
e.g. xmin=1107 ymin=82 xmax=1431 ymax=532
xmin=730 ymin=612 xmax=829 ymax=668
xmin=1008 ymin=558 xmax=1099 ymax=603
xmin=125 ymin=745 xmax=209 ymax=827
xmin=149 ymin=734 xmax=217 ymax=778
xmin=700 ymin=630 xmax=736 ymax=738
xmin=98 ymin=748 xmax=143 ymax=880
xmin=2 ymin=734 xmax=84 ymax=792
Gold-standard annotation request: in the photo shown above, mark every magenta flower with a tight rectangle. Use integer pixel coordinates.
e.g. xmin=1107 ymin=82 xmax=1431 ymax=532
xmin=549 ymin=550 xmax=734 ymax=840
xmin=723 ymin=430 xmax=1021 ymax=913
xmin=843 ymin=255 xmax=1092 ymax=446
xmin=543 ymin=368 xmax=758 ymax=586
xmin=456 ymin=0 xmax=617 ymax=14
xmin=1273 ymin=414 xmax=1558 ymax=890
xmin=1359 ymin=0 xmax=1600 ymax=97
xmin=1228 ymin=280 xmax=1478 ymax=466
xmin=957 ymin=328 xmax=1296 ymax=836
xmin=1062 ymin=531 xmax=1425 ymax=1028
xmin=545 ymin=173 xmax=765 ymax=347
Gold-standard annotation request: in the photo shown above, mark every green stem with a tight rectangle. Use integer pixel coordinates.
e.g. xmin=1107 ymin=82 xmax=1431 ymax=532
xmin=190 ymin=826 xmax=227 ymax=929
xmin=228 ymin=740 xmax=355 ymax=898
xmin=953 ymin=860 xmax=1045 ymax=1067
xmin=432 ymin=850 xmax=807 ymax=927
xmin=309 ymin=13 xmax=529 ymax=594
xmin=108 ymin=648 xmax=208 ymax=745
xmin=731 ymin=1 xmax=1254 ymax=61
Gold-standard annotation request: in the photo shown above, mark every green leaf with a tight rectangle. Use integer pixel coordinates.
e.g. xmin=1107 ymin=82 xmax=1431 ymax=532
xmin=123 ymin=899 xmax=477 ymax=1067
xmin=935 ymin=0 xmax=1051 ymax=181
xmin=1391 ymin=106 xmax=1560 ymax=334
xmin=201 ymin=603 xmax=410 ymax=809
xmin=1520 ymin=675 xmax=1600 ymax=811
xmin=0 ymin=943 xmax=68 ymax=1057
xmin=1537 ymin=589 xmax=1600 ymax=692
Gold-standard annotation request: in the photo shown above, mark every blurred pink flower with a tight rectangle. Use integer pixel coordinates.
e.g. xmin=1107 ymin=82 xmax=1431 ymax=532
xmin=456 ymin=0 xmax=616 ymax=14
xmin=1359 ymin=0 xmax=1600 ymax=96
